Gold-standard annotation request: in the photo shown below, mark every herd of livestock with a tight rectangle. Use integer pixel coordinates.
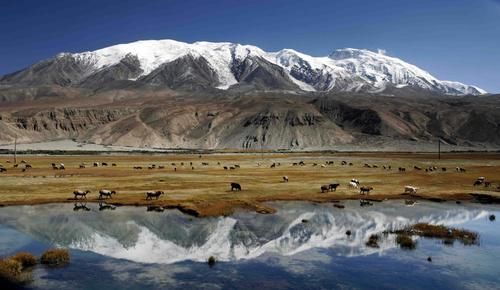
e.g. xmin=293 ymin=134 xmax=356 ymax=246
xmin=1 ymin=158 xmax=499 ymax=206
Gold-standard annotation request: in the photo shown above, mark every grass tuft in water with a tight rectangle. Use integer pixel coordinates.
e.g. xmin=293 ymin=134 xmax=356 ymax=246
xmin=40 ymin=248 xmax=70 ymax=266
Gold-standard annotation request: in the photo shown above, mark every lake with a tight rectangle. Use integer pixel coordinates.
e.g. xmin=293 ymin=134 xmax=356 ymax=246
xmin=0 ymin=200 xmax=498 ymax=289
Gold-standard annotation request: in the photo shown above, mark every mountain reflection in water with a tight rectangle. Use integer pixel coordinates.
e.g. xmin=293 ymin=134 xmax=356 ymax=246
xmin=0 ymin=201 xmax=490 ymax=264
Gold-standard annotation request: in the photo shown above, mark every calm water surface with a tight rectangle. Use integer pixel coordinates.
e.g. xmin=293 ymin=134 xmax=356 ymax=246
xmin=0 ymin=200 xmax=498 ymax=290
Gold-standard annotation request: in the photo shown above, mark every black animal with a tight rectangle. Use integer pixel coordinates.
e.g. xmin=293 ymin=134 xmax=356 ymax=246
xmin=329 ymin=183 xmax=340 ymax=191
xmin=146 ymin=191 xmax=165 ymax=200
xmin=473 ymin=180 xmax=483 ymax=186
xmin=230 ymin=182 xmax=242 ymax=191
xmin=360 ymin=186 xmax=373 ymax=195
xmin=321 ymin=185 xmax=330 ymax=193
xmin=0 ymin=167 xmax=6 ymax=173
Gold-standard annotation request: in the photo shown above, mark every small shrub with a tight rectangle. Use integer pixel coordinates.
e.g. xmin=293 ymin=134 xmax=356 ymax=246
xmin=396 ymin=234 xmax=416 ymax=250
xmin=40 ymin=248 xmax=70 ymax=266
xmin=11 ymin=252 xmax=37 ymax=268
xmin=0 ymin=259 xmax=22 ymax=280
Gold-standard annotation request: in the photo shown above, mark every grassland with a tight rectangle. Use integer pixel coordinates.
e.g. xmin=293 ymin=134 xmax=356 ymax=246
xmin=0 ymin=152 xmax=499 ymax=216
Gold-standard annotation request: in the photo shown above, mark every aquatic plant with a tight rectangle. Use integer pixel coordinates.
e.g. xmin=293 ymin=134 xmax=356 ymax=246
xmin=392 ymin=223 xmax=478 ymax=246
xmin=395 ymin=234 xmax=416 ymax=250
xmin=11 ymin=252 xmax=37 ymax=267
xmin=365 ymin=234 xmax=380 ymax=248
xmin=40 ymin=248 xmax=70 ymax=266
xmin=0 ymin=258 xmax=32 ymax=285
xmin=208 ymin=256 xmax=216 ymax=267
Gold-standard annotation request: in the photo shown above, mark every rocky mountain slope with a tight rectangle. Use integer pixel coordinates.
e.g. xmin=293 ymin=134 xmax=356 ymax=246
xmin=0 ymin=87 xmax=498 ymax=150
xmin=0 ymin=39 xmax=486 ymax=95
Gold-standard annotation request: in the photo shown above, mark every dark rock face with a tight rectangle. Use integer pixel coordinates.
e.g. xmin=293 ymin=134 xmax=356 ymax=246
xmin=0 ymin=55 xmax=94 ymax=86
xmin=230 ymin=56 xmax=299 ymax=91
xmin=138 ymin=55 xmax=219 ymax=89
xmin=313 ymin=98 xmax=384 ymax=135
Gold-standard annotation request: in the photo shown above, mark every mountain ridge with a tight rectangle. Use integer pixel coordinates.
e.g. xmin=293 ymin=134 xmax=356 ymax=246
xmin=0 ymin=39 xmax=486 ymax=95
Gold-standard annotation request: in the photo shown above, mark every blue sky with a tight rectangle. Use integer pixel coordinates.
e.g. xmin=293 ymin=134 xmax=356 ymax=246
xmin=1 ymin=0 xmax=499 ymax=92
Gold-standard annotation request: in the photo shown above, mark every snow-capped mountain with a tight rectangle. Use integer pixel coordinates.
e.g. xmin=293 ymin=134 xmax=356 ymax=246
xmin=0 ymin=39 xmax=486 ymax=95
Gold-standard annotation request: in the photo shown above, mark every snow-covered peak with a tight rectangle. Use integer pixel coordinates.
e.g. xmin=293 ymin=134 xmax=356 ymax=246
xmin=51 ymin=39 xmax=486 ymax=95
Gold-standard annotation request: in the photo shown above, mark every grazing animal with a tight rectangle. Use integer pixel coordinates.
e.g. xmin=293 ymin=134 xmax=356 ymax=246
xmin=112 ymin=163 xmax=117 ymax=167
xmin=283 ymin=176 xmax=289 ymax=182
xmin=398 ymin=167 xmax=406 ymax=172
xmin=404 ymin=186 xmax=419 ymax=194
xmin=351 ymin=179 xmax=360 ymax=185
xmin=321 ymin=164 xmax=326 ymax=168
xmin=456 ymin=167 xmax=466 ymax=172
xmin=59 ymin=163 xmax=65 ymax=170
xmin=360 ymin=186 xmax=373 ymax=195
xmin=348 ymin=181 xmax=359 ymax=189
xmin=299 ymin=161 xmax=305 ymax=166
xmin=229 ymin=166 xmax=235 ymax=170
xmin=414 ymin=166 xmax=422 ymax=170
xmin=484 ymin=181 xmax=491 ymax=187
xmin=349 ymin=163 xmax=353 ymax=166
xmin=473 ymin=180 xmax=483 ymax=186
xmin=442 ymin=167 xmax=447 ymax=172
xmin=223 ymin=166 xmax=228 ymax=170
xmin=321 ymin=185 xmax=330 ymax=193
xmin=158 ymin=165 xmax=165 ymax=169
xmin=230 ymin=182 xmax=242 ymax=191
xmin=292 ymin=162 xmax=298 ymax=166
xmin=99 ymin=189 xmax=116 ymax=199
xmin=0 ymin=167 xmax=7 ymax=173
xmin=270 ymin=163 xmax=276 ymax=168
xmin=234 ymin=164 xmax=240 ymax=168
xmin=341 ymin=161 xmax=347 ymax=165
xmin=329 ymin=183 xmax=340 ymax=191
xmin=145 ymin=191 xmax=164 ymax=200
xmin=93 ymin=162 xmax=99 ymax=167
xmin=73 ymin=190 xmax=90 ymax=199
xmin=102 ymin=162 xmax=108 ymax=166
xmin=25 ymin=164 xmax=32 ymax=169
xmin=79 ymin=164 xmax=86 ymax=169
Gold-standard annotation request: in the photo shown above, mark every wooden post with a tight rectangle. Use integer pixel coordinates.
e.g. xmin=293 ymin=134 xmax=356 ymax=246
xmin=438 ymin=138 xmax=441 ymax=160
xmin=14 ymin=135 xmax=17 ymax=164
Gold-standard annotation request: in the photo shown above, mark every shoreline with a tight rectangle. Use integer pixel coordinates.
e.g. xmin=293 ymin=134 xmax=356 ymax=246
xmin=0 ymin=192 xmax=489 ymax=218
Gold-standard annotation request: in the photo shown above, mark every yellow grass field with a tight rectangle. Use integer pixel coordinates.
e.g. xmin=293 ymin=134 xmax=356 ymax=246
xmin=0 ymin=152 xmax=499 ymax=216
